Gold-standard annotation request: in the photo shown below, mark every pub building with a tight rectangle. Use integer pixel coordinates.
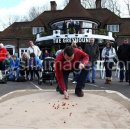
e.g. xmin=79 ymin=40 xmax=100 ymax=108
xmin=0 ymin=0 xmax=130 ymax=57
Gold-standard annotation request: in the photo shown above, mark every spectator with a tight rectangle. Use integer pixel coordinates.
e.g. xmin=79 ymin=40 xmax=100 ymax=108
xmin=117 ymin=39 xmax=129 ymax=82
xmin=19 ymin=52 xmax=30 ymax=80
xmin=12 ymin=54 xmax=20 ymax=80
xmin=62 ymin=21 xmax=67 ymax=34
xmin=42 ymin=50 xmax=49 ymax=59
xmin=102 ymin=41 xmax=116 ymax=84
xmin=27 ymin=41 xmax=41 ymax=58
xmin=127 ymin=43 xmax=130 ymax=85
xmin=74 ymin=21 xmax=80 ymax=34
xmin=28 ymin=53 xmax=42 ymax=81
xmin=5 ymin=53 xmax=18 ymax=81
xmin=6 ymin=52 xmax=14 ymax=68
xmin=68 ymin=19 xmax=75 ymax=34
xmin=71 ymin=41 xmax=79 ymax=84
xmin=0 ymin=43 xmax=8 ymax=70
xmin=84 ymin=38 xmax=99 ymax=83
xmin=54 ymin=46 xmax=89 ymax=99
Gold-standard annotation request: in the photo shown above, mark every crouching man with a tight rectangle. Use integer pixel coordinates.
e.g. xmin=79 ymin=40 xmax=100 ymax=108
xmin=54 ymin=46 xmax=89 ymax=99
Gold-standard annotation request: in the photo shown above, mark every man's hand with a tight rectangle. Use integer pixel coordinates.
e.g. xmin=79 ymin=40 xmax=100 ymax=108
xmin=64 ymin=91 xmax=69 ymax=99
xmin=79 ymin=63 xmax=85 ymax=70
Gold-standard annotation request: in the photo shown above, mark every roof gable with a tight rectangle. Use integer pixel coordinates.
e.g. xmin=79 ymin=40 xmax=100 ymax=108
xmin=60 ymin=0 xmax=92 ymax=18
xmin=0 ymin=22 xmax=33 ymax=38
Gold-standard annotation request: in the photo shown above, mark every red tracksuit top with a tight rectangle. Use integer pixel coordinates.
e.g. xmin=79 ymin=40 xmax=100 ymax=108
xmin=54 ymin=48 xmax=89 ymax=92
xmin=0 ymin=48 xmax=8 ymax=62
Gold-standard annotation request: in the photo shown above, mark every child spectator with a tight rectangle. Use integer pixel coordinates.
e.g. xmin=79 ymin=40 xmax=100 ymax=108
xmin=29 ymin=53 xmax=42 ymax=81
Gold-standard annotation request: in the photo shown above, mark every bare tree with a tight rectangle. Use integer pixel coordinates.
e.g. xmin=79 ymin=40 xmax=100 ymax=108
xmin=81 ymin=0 xmax=95 ymax=8
xmin=63 ymin=0 xmax=69 ymax=7
xmin=81 ymin=0 xmax=121 ymax=16
xmin=1 ymin=5 xmax=48 ymax=30
xmin=124 ymin=0 xmax=130 ymax=15
xmin=105 ymin=0 xmax=121 ymax=16
xmin=1 ymin=15 xmax=21 ymax=29
xmin=24 ymin=5 xmax=48 ymax=21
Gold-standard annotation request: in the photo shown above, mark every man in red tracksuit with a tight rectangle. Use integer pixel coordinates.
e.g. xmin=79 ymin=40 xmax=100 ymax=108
xmin=54 ymin=46 xmax=89 ymax=99
xmin=0 ymin=43 xmax=8 ymax=70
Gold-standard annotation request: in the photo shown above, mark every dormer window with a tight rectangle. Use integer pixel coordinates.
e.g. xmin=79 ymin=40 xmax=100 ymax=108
xmin=107 ymin=25 xmax=119 ymax=32
xmin=32 ymin=27 xmax=44 ymax=35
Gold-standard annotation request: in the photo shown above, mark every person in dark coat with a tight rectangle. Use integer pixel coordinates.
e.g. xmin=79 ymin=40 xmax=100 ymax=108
xmin=74 ymin=21 xmax=80 ymax=34
xmin=127 ymin=44 xmax=130 ymax=85
xmin=62 ymin=21 xmax=67 ymax=34
xmin=117 ymin=39 xmax=129 ymax=82
xmin=68 ymin=19 xmax=75 ymax=34
xmin=84 ymin=38 xmax=99 ymax=83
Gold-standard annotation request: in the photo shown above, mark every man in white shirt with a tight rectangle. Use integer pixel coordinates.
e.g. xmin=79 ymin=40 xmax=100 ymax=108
xmin=27 ymin=41 xmax=41 ymax=58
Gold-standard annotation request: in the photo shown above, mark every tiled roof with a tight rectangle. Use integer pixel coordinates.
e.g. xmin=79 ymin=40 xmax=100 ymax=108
xmin=0 ymin=22 xmax=33 ymax=39
xmin=0 ymin=0 xmax=130 ymax=38
xmin=31 ymin=10 xmax=62 ymax=27
xmin=31 ymin=0 xmax=99 ymax=28
xmin=87 ymin=8 xmax=121 ymax=26
xmin=58 ymin=0 xmax=93 ymax=20
xmin=31 ymin=1 xmax=123 ymax=29
xmin=118 ymin=18 xmax=130 ymax=35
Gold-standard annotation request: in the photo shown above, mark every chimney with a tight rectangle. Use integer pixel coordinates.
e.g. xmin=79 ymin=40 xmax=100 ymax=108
xmin=50 ymin=1 xmax=57 ymax=11
xmin=95 ymin=0 xmax=101 ymax=9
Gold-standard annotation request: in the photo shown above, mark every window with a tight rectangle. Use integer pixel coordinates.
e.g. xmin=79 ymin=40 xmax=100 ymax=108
xmin=107 ymin=25 xmax=119 ymax=32
xmin=82 ymin=21 xmax=92 ymax=33
xmin=5 ymin=45 xmax=15 ymax=55
xmin=19 ymin=48 xmax=28 ymax=58
xmin=32 ymin=27 xmax=44 ymax=35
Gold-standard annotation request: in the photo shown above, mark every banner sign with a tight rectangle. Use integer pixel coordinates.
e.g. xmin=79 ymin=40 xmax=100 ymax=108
xmin=53 ymin=38 xmax=88 ymax=43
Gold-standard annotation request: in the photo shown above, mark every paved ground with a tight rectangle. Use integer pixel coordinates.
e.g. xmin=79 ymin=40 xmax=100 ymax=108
xmin=0 ymin=73 xmax=130 ymax=98
xmin=0 ymin=90 xmax=130 ymax=129
xmin=0 ymin=72 xmax=130 ymax=128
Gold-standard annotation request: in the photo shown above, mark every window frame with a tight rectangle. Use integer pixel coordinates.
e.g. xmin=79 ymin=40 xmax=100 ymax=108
xmin=107 ymin=24 xmax=119 ymax=32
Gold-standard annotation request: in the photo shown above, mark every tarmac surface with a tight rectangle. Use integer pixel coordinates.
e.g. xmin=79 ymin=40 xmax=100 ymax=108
xmin=0 ymin=90 xmax=130 ymax=129
xmin=0 ymin=73 xmax=130 ymax=128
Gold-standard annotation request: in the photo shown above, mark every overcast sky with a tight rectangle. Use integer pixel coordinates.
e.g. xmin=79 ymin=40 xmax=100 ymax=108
xmin=0 ymin=0 xmax=64 ymax=31
xmin=0 ymin=0 xmax=129 ymax=31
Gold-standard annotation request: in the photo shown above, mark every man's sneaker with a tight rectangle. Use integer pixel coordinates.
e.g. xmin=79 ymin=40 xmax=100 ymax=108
xmin=75 ymin=88 xmax=84 ymax=97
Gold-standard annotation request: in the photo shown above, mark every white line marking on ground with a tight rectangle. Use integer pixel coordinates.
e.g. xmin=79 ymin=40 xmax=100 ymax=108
xmin=105 ymin=90 xmax=130 ymax=101
xmin=86 ymin=83 xmax=99 ymax=87
xmin=0 ymin=89 xmax=129 ymax=102
xmin=0 ymin=90 xmax=27 ymax=101
xmin=100 ymin=87 xmax=105 ymax=89
xmin=30 ymin=82 xmax=42 ymax=90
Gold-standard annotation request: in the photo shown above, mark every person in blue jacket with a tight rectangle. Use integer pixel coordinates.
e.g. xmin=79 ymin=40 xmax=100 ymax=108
xmin=5 ymin=53 xmax=15 ymax=80
xmin=12 ymin=54 xmax=20 ymax=80
xmin=28 ymin=53 xmax=42 ymax=81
